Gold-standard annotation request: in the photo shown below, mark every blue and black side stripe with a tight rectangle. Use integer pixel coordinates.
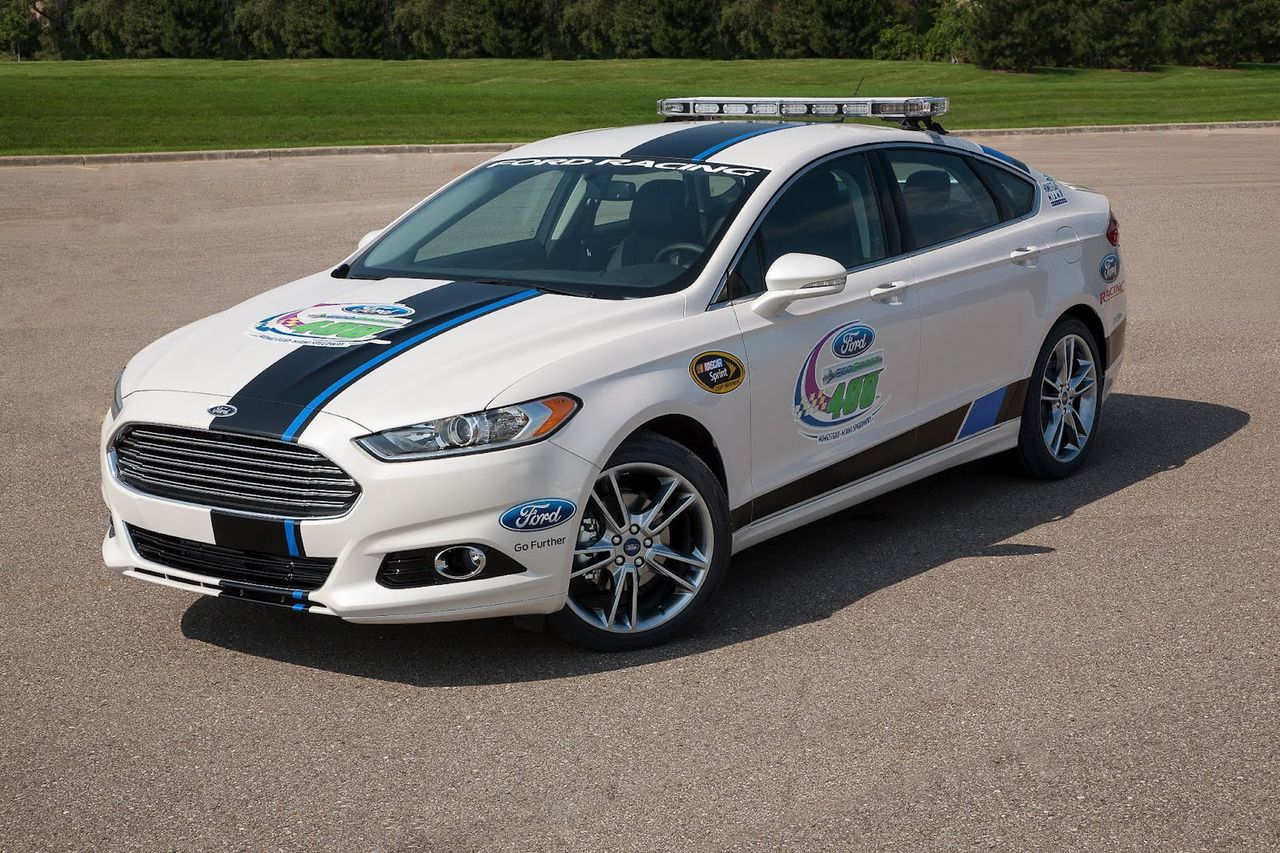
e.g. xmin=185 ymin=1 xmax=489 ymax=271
xmin=625 ymin=122 xmax=801 ymax=161
xmin=732 ymin=378 xmax=1030 ymax=528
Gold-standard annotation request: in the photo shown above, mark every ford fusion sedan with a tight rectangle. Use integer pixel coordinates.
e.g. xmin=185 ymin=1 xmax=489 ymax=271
xmin=102 ymin=96 xmax=1127 ymax=650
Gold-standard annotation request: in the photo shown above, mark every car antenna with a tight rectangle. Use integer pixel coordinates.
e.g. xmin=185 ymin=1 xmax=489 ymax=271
xmin=835 ymin=78 xmax=864 ymax=123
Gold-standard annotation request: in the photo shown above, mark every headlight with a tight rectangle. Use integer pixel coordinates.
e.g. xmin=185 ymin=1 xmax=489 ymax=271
xmin=110 ymin=369 xmax=125 ymax=418
xmin=356 ymin=394 xmax=580 ymax=461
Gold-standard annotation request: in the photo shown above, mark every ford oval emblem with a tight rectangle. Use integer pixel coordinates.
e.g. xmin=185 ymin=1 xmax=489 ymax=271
xmin=207 ymin=404 xmax=237 ymax=417
xmin=830 ymin=323 xmax=875 ymax=359
xmin=500 ymin=498 xmax=577 ymax=532
xmin=341 ymin=303 xmax=414 ymax=317
xmin=1100 ymin=253 xmax=1119 ymax=283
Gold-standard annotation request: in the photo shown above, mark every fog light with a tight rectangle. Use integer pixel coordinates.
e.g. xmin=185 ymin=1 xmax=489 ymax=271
xmin=434 ymin=546 xmax=487 ymax=581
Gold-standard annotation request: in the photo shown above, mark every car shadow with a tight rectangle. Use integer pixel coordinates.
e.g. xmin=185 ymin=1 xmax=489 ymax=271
xmin=181 ymin=393 xmax=1248 ymax=685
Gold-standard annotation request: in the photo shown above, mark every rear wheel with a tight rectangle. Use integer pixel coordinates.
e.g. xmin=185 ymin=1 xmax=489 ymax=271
xmin=1015 ymin=317 xmax=1102 ymax=479
xmin=548 ymin=432 xmax=730 ymax=651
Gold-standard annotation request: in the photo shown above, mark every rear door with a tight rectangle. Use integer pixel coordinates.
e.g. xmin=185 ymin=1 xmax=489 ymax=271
xmin=879 ymin=146 xmax=1048 ymax=428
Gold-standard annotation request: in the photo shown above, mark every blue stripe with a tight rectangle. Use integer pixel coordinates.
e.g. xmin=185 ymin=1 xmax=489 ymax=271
xmin=283 ymin=520 xmax=300 ymax=558
xmin=279 ymin=289 xmax=539 ymax=441
xmin=291 ymin=589 xmax=305 ymax=601
xmin=692 ymin=124 xmax=797 ymax=161
xmin=291 ymin=603 xmax=306 ymax=612
xmin=957 ymin=387 xmax=1008 ymax=439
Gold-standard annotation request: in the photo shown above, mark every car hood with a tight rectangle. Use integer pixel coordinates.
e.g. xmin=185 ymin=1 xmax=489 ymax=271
xmin=125 ymin=273 xmax=680 ymax=435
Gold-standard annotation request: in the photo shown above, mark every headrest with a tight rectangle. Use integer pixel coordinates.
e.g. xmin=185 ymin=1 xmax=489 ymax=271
xmin=630 ymin=181 xmax=688 ymax=237
xmin=904 ymin=169 xmax=951 ymax=208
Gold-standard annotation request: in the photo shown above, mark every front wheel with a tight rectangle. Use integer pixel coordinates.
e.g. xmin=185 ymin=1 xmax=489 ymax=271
xmin=1015 ymin=317 xmax=1103 ymax=479
xmin=548 ymin=431 xmax=731 ymax=651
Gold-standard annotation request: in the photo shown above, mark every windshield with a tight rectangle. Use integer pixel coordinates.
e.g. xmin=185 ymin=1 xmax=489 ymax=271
xmin=349 ymin=157 xmax=769 ymax=298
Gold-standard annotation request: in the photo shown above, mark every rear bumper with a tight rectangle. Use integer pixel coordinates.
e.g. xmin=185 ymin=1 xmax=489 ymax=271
xmin=100 ymin=391 xmax=598 ymax=623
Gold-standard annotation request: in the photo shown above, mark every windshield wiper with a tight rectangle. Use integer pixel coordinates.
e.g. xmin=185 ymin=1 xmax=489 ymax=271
xmin=469 ymin=277 xmax=586 ymax=298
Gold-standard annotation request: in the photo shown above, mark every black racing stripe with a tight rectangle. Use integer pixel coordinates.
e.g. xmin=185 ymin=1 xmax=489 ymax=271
xmin=996 ymin=378 xmax=1030 ymax=424
xmin=1105 ymin=319 xmax=1126 ymax=369
xmin=211 ymin=281 xmax=530 ymax=440
xmin=731 ymin=379 xmax=1029 ymax=530
xmin=624 ymin=122 xmax=795 ymax=159
xmin=211 ymin=511 xmax=291 ymax=556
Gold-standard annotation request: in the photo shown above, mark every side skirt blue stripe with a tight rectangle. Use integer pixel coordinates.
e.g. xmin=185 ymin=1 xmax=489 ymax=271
xmin=279 ymin=288 xmax=540 ymax=442
xmin=957 ymin=387 xmax=1009 ymax=440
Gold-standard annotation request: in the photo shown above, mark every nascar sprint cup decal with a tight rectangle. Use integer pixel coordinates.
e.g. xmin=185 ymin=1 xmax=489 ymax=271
xmin=249 ymin=303 xmax=415 ymax=347
xmin=794 ymin=322 xmax=887 ymax=442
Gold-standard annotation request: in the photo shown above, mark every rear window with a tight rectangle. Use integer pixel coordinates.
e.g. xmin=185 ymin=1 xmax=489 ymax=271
xmin=884 ymin=149 xmax=1001 ymax=250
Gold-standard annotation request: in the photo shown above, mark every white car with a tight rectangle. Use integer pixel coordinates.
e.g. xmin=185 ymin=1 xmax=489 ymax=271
xmin=102 ymin=96 xmax=1127 ymax=650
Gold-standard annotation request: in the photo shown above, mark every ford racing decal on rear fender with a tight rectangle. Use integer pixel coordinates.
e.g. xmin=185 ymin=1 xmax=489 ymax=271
xmin=795 ymin=322 xmax=887 ymax=443
xmin=690 ymin=351 xmax=745 ymax=394
xmin=500 ymin=498 xmax=577 ymax=532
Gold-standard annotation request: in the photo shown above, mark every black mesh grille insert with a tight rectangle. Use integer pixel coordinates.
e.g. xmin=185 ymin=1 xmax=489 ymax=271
xmin=127 ymin=525 xmax=335 ymax=592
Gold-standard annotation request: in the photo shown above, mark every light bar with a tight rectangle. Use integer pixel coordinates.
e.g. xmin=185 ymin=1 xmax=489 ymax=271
xmin=657 ymin=97 xmax=949 ymax=122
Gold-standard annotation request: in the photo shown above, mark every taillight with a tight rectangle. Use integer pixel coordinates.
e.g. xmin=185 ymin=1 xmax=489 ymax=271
xmin=1106 ymin=212 xmax=1119 ymax=246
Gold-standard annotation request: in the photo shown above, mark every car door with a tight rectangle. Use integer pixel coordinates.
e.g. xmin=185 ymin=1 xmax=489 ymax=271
xmin=728 ymin=152 xmax=921 ymax=520
xmin=879 ymin=146 xmax=1049 ymax=426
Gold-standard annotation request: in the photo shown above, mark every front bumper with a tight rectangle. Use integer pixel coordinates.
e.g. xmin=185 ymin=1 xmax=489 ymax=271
xmin=101 ymin=390 xmax=598 ymax=623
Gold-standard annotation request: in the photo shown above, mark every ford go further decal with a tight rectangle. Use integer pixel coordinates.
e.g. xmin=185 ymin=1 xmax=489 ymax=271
xmin=795 ymin=322 xmax=888 ymax=443
xmin=500 ymin=498 xmax=577 ymax=532
xmin=248 ymin=303 xmax=415 ymax=348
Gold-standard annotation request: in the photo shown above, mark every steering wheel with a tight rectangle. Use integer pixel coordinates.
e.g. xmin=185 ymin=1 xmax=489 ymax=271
xmin=654 ymin=242 xmax=706 ymax=267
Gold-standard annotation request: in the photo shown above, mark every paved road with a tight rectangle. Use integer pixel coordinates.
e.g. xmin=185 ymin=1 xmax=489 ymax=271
xmin=1 ymin=129 xmax=1276 ymax=851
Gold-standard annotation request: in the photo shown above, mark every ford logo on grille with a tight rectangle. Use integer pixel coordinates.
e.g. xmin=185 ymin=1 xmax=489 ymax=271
xmin=500 ymin=498 xmax=576 ymax=532
xmin=207 ymin=404 xmax=238 ymax=417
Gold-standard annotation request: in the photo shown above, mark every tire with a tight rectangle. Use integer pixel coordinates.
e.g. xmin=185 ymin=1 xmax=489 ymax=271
xmin=547 ymin=431 xmax=731 ymax=651
xmin=1015 ymin=316 xmax=1103 ymax=480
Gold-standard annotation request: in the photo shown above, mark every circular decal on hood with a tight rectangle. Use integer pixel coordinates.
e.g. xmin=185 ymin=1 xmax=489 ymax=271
xmin=207 ymin=404 xmax=237 ymax=417
xmin=248 ymin=303 xmax=415 ymax=348
xmin=795 ymin=322 xmax=888 ymax=443
xmin=690 ymin=351 xmax=745 ymax=394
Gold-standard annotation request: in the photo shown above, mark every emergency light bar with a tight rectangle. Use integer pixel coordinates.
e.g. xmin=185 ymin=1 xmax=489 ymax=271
xmin=657 ymin=96 xmax=950 ymax=128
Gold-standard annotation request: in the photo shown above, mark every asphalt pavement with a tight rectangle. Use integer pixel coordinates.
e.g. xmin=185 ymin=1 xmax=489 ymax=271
xmin=1 ymin=128 xmax=1276 ymax=851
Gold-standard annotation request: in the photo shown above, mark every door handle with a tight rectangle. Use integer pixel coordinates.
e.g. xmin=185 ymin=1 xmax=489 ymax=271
xmin=869 ymin=280 xmax=909 ymax=304
xmin=1009 ymin=246 xmax=1040 ymax=265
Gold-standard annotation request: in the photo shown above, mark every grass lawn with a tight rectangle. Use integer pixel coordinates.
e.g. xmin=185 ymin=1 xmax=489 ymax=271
xmin=2 ymin=58 xmax=1278 ymax=155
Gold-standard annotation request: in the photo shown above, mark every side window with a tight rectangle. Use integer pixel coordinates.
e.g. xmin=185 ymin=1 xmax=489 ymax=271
xmin=758 ymin=153 xmax=886 ymax=272
xmin=884 ymin=149 xmax=1001 ymax=250
xmin=974 ymin=160 xmax=1037 ymax=219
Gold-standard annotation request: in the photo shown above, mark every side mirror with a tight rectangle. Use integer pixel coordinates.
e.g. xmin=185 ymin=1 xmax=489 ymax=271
xmin=751 ymin=253 xmax=847 ymax=318
xmin=357 ymin=228 xmax=383 ymax=251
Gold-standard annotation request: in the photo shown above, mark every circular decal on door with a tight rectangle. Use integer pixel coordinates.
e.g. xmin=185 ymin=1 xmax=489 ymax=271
xmin=794 ymin=322 xmax=887 ymax=443
xmin=690 ymin=351 xmax=745 ymax=394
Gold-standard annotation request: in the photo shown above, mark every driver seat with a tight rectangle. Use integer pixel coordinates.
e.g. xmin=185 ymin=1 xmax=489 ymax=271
xmin=608 ymin=181 xmax=700 ymax=270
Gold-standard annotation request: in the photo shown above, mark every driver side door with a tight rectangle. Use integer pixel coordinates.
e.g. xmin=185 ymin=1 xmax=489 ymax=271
xmin=729 ymin=152 xmax=922 ymax=523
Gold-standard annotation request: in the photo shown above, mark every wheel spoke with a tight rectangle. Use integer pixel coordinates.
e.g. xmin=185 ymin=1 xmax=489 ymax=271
xmin=629 ymin=572 xmax=639 ymax=632
xmin=648 ymin=560 xmax=698 ymax=593
xmin=570 ymin=554 xmax=614 ymax=579
xmin=607 ymin=471 xmax=630 ymax=523
xmin=650 ymin=542 xmax=709 ymax=570
xmin=1057 ymin=338 xmax=1073 ymax=385
xmin=1040 ymin=394 xmax=1060 ymax=403
xmin=647 ymin=493 xmax=697 ymax=535
xmin=640 ymin=477 xmax=679 ymax=531
xmin=606 ymin=570 xmax=627 ymax=628
xmin=1070 ymin=370 xmax=1096 ymax=397
xmin=588 ymin=490 xmax=625 ymax=534
xmin=1052 ymin=411 xmax=1067 ymax=456
xmin=1068 ymin=405 xmax=1089 ymax=443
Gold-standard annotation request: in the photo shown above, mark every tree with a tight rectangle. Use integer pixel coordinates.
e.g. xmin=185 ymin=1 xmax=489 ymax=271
xmin=966 ymin=0 xmax=1070 ymax=70
xmin=1168 ymin=0 xmax=1280 ymax=66
xmin=0 ymin=0 xmax=39 ymax=59
xmin=1069 ymin=0 xmax=1165 ymax=69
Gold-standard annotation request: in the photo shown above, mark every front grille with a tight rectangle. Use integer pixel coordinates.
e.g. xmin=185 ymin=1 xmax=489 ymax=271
xmin=112 ymin=424 xmax=360 ymax=518
xmin=128 ymin=525 xmax=335 ymax=591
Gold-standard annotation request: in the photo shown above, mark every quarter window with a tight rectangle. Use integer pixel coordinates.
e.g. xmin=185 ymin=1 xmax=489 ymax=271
xmin=974 ymin=160 xmax=1037 ymax=218
xmin=884 ymin=149 xmax=1001 ymax=250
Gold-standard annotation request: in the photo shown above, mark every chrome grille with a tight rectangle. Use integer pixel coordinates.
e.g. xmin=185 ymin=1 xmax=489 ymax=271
xmin=112 ymin=424 xmax=360 ymax=518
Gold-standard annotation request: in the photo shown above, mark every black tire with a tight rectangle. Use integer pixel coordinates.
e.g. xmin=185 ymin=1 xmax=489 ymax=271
xmin=1015 ymin=316 xmax=1103 ymax=480
xmin=547 ymin=431 xmax=731 ymax=651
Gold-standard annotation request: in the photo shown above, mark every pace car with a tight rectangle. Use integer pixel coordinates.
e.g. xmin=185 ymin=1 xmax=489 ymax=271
xmin=102 ymin=96 xmax=1127 ymax=650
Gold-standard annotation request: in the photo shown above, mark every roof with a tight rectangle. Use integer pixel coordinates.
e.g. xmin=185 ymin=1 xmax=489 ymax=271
xmin=501 ymin=120 xmax=988 ymax=174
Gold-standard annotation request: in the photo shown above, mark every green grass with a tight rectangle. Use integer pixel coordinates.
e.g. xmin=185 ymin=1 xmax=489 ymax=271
xmin=2 ymin=59 xmax=1278 ymax=155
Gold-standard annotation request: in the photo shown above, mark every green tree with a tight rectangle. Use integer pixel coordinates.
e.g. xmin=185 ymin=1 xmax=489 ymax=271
xmin=161 ymin=0 xmax=227 ymax=58
xmin=1069 ymin=0 xmax=1165 ymax=69
xmin=966 ymin=0 xmax=1070 ymax=70
xmin=1168 ymin=0 xmax=1280 ymax=66
xmin=0 ymin=0 xmax=39 ymax=59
